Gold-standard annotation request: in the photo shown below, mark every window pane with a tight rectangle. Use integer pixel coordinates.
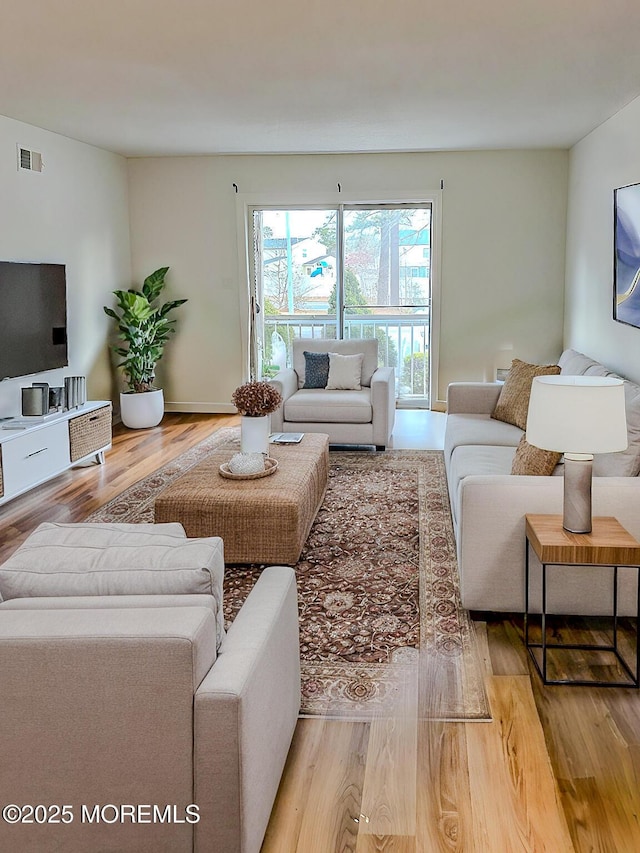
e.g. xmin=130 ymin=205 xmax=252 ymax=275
xmin=258 ymin=209 xmax=338 ymax=374
xmin=342 ymin=205 xmax=431 ymax=402
xmin=343 ymin=206 xmax=431 ymax=309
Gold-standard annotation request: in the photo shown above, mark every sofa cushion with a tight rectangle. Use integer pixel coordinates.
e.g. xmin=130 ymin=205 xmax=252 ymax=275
xmin=0 ymin=523 xmax=225 ymax=648
xmin=444 ymin=413 xmax=523 ymax=466
xmin=0 ymin=521 xmax=186 ymax=604
xmin=0 ymin=593 xmax=223 ymax=651
xmin=448 ymin=444 xmax=517 ymax=526
xmin=492 ymin=359 xmax=561 ymax=429
xmin=302 ymin=351 xmax=329 ymax=389
xmin=592 ymin=376 xmax=640 ymax=477
xmin=284 ymin=388 xmax=372 ymax=423
xmin=559 ymin=348 xmax=607 ymax=376
xmin=14 ymin=521 xmax=189 ymax=543
xmin=511 ymin=436 xmax=562 ymax=476
xmin=0 ymin=593 xmax=218 ymax=614
xmin=326 ymin=352 xmax=364 ymax=390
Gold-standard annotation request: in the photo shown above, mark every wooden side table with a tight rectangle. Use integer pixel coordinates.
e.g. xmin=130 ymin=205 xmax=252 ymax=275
xmin=524 ymin=514 xmax=640 ymax=687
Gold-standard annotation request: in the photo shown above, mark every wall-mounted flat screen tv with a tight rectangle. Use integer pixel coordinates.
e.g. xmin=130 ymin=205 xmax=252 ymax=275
xmin=0 ymin=261 xmax=68 ymax=381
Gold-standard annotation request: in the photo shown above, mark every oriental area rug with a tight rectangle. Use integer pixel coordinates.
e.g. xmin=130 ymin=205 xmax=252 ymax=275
xmin=86 ymin=428 xmax=491 ymax=722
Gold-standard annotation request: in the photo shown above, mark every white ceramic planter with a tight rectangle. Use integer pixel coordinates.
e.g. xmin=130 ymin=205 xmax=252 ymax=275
xmin=240 ymin=414 xmax=270 ymax=454
xmin=120 ymin=389 xmax=165 ymax=429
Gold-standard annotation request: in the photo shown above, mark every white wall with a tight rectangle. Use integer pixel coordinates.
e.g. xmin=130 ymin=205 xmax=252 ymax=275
xmin=128 ymin=149 xmax=568 ymax=408
xmin=0 ymin=114 xmax=131 ymax=417
xmin=566 ymin=95 xmax=640 ymax=384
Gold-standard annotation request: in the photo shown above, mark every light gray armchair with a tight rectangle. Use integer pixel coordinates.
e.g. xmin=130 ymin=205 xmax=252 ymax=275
xmin=269 ymin=338 xmax=396 ymax=450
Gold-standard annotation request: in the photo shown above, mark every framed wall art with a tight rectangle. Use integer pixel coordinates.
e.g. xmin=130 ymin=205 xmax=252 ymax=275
xmin=614 ymin=181 xmax=640 ymax=328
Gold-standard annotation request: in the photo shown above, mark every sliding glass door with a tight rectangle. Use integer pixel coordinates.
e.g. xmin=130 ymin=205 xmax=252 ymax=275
xmin=249 ymin=203 xmax=432 ymax=405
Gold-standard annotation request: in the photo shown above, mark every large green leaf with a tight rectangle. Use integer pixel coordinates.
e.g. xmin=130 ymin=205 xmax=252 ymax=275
xmin=113 ymin=291 xmax=154 ymax=322
xmin=158 ymin=298 xmax=188 ymax=318
xmin=142 ymin=267 xmax=169 ymax=303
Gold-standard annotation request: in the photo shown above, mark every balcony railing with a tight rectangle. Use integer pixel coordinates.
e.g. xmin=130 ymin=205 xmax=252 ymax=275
xmin=262 ymin=312 xmax=430 ymax=401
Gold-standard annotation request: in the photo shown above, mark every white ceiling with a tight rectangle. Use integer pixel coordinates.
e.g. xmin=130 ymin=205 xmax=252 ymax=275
xmin=2 ymin=0 xmax=640 ymax=157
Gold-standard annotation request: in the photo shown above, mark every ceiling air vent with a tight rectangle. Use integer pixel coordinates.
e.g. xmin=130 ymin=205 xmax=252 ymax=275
xmin=17 ymin=146 xmax=43 ymax=172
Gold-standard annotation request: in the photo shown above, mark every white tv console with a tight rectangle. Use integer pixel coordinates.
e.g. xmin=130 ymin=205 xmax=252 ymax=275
xmin=0 ymin=401 xmax=112 ymax=507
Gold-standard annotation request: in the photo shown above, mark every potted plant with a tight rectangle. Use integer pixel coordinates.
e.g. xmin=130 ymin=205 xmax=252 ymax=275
xmin=104 ymin=266 xmax=187 ymax=429
xmin=231 ymin=381 xmax=283 ymax=454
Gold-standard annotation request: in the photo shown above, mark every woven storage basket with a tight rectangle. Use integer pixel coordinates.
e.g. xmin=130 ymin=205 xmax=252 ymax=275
xmin=69 ymin=405 xmax=112 ymax=462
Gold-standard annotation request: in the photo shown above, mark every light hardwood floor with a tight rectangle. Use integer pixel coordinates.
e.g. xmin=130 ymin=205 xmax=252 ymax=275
xmin=1 ymin=411 xmax=638 ymax=852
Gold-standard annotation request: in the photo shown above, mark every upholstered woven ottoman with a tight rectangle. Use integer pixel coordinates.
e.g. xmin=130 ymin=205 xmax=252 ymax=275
xmin=154 ymin=433 xmax=329 ymax=564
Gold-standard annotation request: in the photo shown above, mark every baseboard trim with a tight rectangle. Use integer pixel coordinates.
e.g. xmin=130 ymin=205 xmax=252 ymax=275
xmin=163 ymin=402 xmax=237 ymax=414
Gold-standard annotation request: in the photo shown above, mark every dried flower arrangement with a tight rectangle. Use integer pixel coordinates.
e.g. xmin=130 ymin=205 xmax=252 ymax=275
xmin=231 ymin=381 xmax=283 ymax=417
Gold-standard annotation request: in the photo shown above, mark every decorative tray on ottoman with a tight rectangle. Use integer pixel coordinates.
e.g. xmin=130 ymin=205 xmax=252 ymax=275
xmin=219 ymin=457 xmax=279 ymax=480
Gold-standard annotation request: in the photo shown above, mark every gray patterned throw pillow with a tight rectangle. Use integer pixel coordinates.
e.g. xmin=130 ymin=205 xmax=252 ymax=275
xmin=303 ymin=351 xmax=330 ymax=389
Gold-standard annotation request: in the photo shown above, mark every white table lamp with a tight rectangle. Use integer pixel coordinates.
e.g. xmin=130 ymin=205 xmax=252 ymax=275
xmin=526 ymin=375 xmax=628 ymax=533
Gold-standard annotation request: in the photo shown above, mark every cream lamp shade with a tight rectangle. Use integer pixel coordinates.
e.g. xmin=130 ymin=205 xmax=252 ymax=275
xmin=526 ymin=375 xmax=628 ymax=533
xmin=526 ymin=375 xmax=628 ymax=454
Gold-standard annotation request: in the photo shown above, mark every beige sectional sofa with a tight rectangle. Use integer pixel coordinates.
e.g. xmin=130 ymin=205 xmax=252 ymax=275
xmin=0 ymin=522 xmax=300 ymax=853
xmin=445 ymin=349 xmax=640 ymax=615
